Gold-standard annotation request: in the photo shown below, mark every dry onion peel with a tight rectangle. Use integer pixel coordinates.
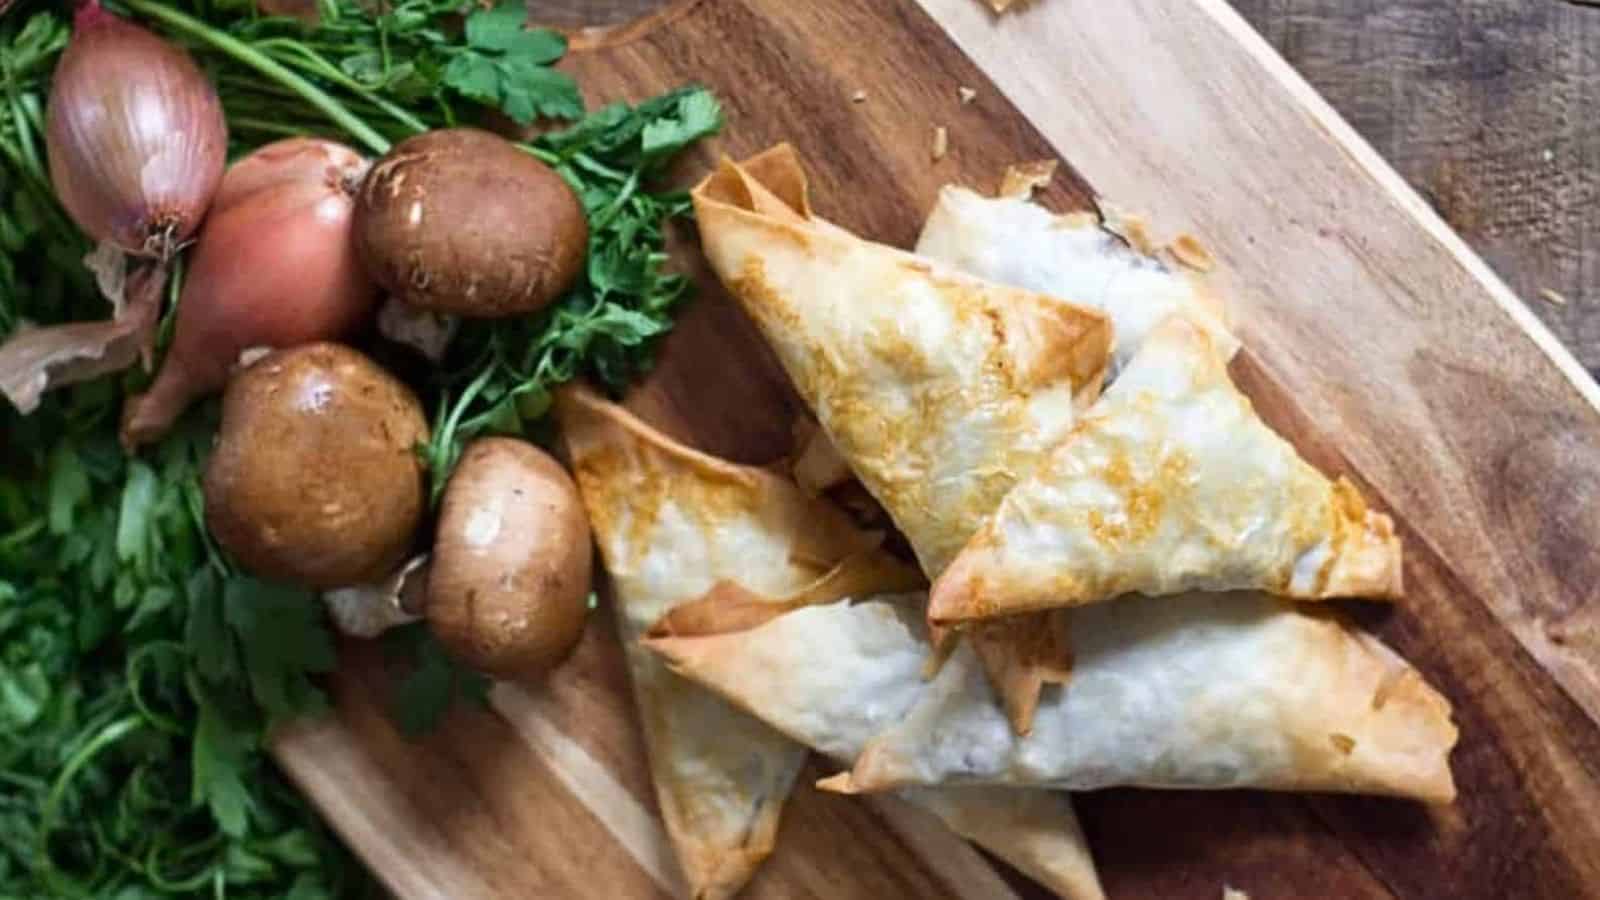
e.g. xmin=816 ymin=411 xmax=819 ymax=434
xmin=0 ymin=266 xmax=163 ymax=414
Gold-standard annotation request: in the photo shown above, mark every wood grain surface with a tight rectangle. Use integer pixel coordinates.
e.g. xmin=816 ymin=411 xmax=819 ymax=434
xmin=544 ymin=0 xmax=1600 ymax=377
xmin=274 ymin=2 xmax=1600 ymax=898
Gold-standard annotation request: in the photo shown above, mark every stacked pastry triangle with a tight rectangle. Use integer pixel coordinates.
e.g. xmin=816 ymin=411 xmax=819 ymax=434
xmin=557 ymin=386 xmax=1103 ymax=900
xmin=559 ymin=145 xmax=1457 ymax=900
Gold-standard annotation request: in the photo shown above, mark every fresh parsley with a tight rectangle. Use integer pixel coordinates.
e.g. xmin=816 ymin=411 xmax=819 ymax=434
xmin=0 ymin=401 xmax=370 ymax=897
xmin=384 ymin=623 xmax=490 ymax=736
xmin=1 ymin=0 xmax=721 ymax=896
xmin=424 ymin=86 xmax=723 ymax=490
xmin=446 ymin=1 xmax=582 ymax=124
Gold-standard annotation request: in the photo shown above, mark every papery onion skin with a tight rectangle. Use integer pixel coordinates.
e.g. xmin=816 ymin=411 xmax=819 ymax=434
xmin=121 ymin=139 xmax=379 ymax=449
xmin=0 ymin=265 xmax=164 ymax=414
xmin=46 ymin=2 xmax=227 ymax=261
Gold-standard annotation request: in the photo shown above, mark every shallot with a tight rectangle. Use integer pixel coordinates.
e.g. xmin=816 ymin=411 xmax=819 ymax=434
xmin=121 ymin=139 xmax=379 ymax=448
xmin=46 ymin=1 xmax=227 ymax=261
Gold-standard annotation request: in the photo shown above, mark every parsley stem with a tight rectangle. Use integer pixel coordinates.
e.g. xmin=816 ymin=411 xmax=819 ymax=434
xmin=145 ymin=832 xmax=223 ymax=892
xmin=568 ymin=151 xmax=631 ymax=182
xmin=183 ymin=478 xmax=230 ymax=577
xmin=428 ymin=363 xmax=497 ymax=499
xmin=0 ymin=518 xmax=44 ymax=549
xmin=378 ymin=9 xmax=390 ymax=76
xmin=515 ymin=142 xmax=560 ymax=166
xmin=227 ymin=116 xmax=326 ymax=139
xmin=252 ymin=38 xmax=430 ymax=134
xmin=38 ymin=716 xmax=145 ymax=895
xmin=122 ymin=0 xmax=392 ymax=156
xmin=592 ymin=168 xmax=642 ymax=232
xmin=0 ymin=769 xmax=48 ymax=791
xmin=127 ymin=641 xmax=188 ymax=735
xmin=0 ymin=164 xmax=79 ymax=252
xmin=1 ymin=65 xmax=42 ymax=181
xmin=0 ymin=109 xmax=53 ymax=215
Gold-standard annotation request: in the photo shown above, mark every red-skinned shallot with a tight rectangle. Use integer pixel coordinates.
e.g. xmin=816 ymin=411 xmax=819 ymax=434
xmin=46 ymin=1 xmax=227 ymax=261
xmin=121 ymin=139 xmax=379 ymax=449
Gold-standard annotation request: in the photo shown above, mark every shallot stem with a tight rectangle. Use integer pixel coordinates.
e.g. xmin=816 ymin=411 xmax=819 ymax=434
xmin=121 ymin=0 xmax=391 ymax=155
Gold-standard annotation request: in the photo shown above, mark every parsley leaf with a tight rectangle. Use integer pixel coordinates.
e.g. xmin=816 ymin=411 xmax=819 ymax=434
xmin=223 ymin=577 xmax=337 ymax=724
xmin=642 ymin=89 xmax=724 ymax=161
xmin=114 ymin=460 xmax=158 ymax=565
xmin=441 ymin=0 xmax=582 ymax=125
xmin=46 ymin=444 xmax=88 ymax=534
xmin=194 ymin=696 xmax=257 ymax=837
xmin=501 ymin=58 xmax=585 ymax=123
xmin=385 ymin=624 xmax=489 ymax=736
xmin=442 ymin=54 xmax=500 ymax=105
xmin=465 ymin=2 xmax=566 ymax=62
xmin=187 ymin=569 xmax=236 ymax=683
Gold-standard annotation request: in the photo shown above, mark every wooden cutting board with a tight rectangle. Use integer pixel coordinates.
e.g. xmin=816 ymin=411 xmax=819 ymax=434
xmin=271 ymin=1 xmax=1600 ymax=897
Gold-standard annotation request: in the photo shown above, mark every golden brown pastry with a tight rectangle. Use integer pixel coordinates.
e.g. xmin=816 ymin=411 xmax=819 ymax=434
xmin=930 ymin=314 xmax=1402 ymax=626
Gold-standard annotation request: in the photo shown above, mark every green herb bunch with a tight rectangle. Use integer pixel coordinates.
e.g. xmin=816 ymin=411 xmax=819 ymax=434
xmin=0 ymin=0 xmax=722 ymax=895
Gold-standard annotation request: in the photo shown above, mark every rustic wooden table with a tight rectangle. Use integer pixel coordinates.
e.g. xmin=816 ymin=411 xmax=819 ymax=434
xmin=541 ymin=0 xmax=1600 ymax=379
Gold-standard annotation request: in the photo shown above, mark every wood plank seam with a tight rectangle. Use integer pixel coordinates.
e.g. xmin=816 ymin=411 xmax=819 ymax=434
xmin=489 ymin=682 xmax=690 ymax=898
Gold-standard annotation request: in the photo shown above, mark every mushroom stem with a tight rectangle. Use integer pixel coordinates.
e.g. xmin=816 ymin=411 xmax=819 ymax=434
xmin=323 ymin=554 xmax=430 ymax=638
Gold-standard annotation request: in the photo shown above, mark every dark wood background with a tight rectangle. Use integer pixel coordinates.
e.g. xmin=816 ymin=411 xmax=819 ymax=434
xmin=538 ymin=0 xmax=1600 ymax=379
xmin=1231 ymin=0 xmax=1600 ymax=378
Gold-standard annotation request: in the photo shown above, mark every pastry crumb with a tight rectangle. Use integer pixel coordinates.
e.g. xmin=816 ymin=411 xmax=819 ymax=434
xmin=1170 ymin=234 xmax=1217 ymax=272
xmin=999 ymin=159 xmax=1057 ymax=198
xmin=958 ymin=86 xmax=977 ymax=105
xmin=1539 ymin=288 xmax=1569 ymax=307
xmin=850 ymin=90 xmax=867 ymax=104
xmin=1102 ymin=203 xmax=1158 ymax=254
xmin=1223 ymin=887 xmax=1250 ymax=900
xmin=986 ymin=0 xmax=1025 ymax=11
xmin=932 ymin=126 xmax=949 ymax=161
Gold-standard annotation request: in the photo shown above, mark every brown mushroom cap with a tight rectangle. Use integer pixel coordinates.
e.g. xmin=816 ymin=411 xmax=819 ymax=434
xmin=203 ymin=343 xmax=428 ymax=589
xmin=426 ymin=437 xmax=592 ymax=677
xmin=354 ymin=128 xmax=588 ymax=318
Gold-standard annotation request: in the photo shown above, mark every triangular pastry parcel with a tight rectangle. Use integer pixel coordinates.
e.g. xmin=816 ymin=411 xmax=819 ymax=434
xmin=645 ymin=597 xmax=1102 ymax=899
xmin=930 ymin=314 xmax=1403 ymax=626
xmin=692 ymin=145 xmax=1113 ymax=732
xmin=822 ymin=591 xmax=1457 ymax=804
xmin=558 ymin=385 xmax=917 ymax=900
xmin=693 ymin=144 xmax=1112 ymax=579
xmin=916 ymin=170 xmax=1237 ymax=374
